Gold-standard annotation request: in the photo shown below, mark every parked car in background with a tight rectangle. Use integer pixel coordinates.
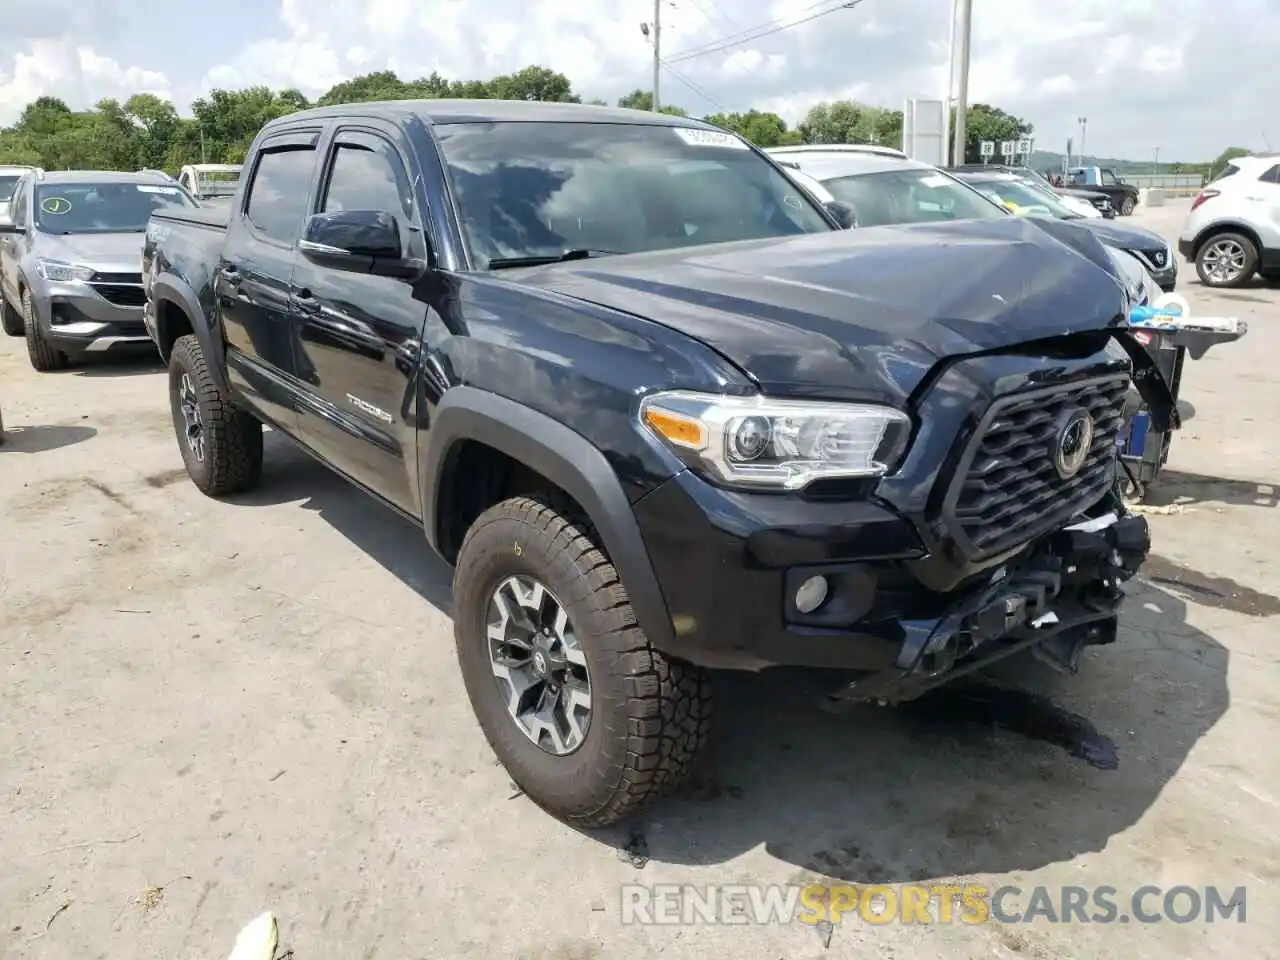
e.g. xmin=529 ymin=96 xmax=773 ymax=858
xmin=176 ymin=163 xmax=242 ymax=206
xmin=0 ymin=169 xmax=199 ymax=367
xmin=0 ymin=165 xmax=42 ymax=221
xmin=142 ymin=99 xmax=1166 ymax=826
xmin=952 ymin=163 xmax=1114 ymax=218
xmin=1178 ymin=155 xmax=1280 ymax=288
xmin=954 ymin=170 xmax=1177 ymax=291
xmin=1067 ymin=166 xmax=1140 ymax=216
xmin=764 ymin=149 xmax=1002 ymax=226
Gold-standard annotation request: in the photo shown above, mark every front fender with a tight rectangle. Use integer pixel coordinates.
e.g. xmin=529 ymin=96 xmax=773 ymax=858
xmin=421 ymin=385 xmax=676 ymax=651
xmin=151 ymin=274 xmax=228 ymax=394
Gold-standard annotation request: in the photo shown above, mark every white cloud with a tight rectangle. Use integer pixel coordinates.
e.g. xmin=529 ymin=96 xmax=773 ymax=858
xmin=0 ymin=41 xmax=169 ymax=123
xmin=0 ymin=0 xmax=1278 ymax=160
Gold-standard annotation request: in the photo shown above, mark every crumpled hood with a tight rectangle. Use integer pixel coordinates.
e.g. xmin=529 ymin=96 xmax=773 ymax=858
xmin=507 ymin=216 xmax=1129 ymax=403
xmin=34 ymin=231 xmax=146 ymax=275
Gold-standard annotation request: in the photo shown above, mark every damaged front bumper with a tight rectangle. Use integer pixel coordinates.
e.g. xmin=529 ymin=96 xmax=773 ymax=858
xmin=822 ymin=506 xmax=1152 ymax=711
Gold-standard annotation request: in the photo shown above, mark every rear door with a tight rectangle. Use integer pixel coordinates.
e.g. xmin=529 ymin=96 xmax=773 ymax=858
xmin=1250 ymin=163 xmax=1280 ymax=258
xmin=219 ymin=128 xmax=322 ymax=432
xmin=0 ymin=177 xmax=28 ymax=302
xmin=290 ymin=122 xmax=430 ymax=512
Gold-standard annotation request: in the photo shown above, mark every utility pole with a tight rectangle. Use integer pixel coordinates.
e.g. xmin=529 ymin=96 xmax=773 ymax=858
xmin=199 ymin=126 xmax=207 ymax=164
xmin=1152 ymin=146 xmax=1160 ymax=182
xmin=949 ymin=0 xmax=973 ymax=167
xmin=943 ymin=0 xmax=956 ymax=164
xmin=1077 ymin=116 xmax=1087 ymax=166
xmin=652 ymin=0 xmax=662 ymax=113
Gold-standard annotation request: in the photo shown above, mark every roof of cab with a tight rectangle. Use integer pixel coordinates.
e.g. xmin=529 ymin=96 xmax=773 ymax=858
xmin=263 ymin=98 xmax=724 ymax=130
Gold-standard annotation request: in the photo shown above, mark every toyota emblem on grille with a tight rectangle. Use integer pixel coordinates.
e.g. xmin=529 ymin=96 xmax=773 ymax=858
xmin=1053 ymin=409 xmax=1095 ymax=480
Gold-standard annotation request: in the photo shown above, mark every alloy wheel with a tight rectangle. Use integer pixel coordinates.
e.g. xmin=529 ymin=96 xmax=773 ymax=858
xmin=486 ymin=575 xmax=592 ymax=756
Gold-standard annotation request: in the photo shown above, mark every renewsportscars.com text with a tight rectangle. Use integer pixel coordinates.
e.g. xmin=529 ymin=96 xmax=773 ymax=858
xmin=620 ymin=883 xmax=1247 ymax=926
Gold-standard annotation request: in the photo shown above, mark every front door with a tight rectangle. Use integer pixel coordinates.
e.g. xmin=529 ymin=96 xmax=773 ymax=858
xmin=291 ymin=124 xmax=429 ymax=513
xmin=218 ymin=130 xmax=322 ymax=432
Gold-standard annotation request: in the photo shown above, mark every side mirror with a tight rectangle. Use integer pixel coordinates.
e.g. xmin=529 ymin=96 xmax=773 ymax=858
xmin=298 ymin=210 xmax=424 ymax=280
xmin=0 ymin=217 xmax=19 ymax=235
xmin=824 ymin=200 xmax=859 ymax=229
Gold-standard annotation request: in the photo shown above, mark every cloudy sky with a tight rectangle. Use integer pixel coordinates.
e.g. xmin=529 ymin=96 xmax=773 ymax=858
xmin=0 ymin=0 xmax=1274 ymax=161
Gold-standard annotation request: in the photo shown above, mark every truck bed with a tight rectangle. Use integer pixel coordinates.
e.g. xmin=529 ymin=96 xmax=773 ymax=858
xmin=151 ymin=205 xmax=230 ymax=231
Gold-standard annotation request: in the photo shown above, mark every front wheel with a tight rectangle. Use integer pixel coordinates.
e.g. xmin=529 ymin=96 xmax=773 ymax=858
xmin=167 ymin=334 xmax=263 ymax=496
xmin=1 ymin=296 xmax=23 ymax=336
xmin=22 ymin=291 xmax=66 ymax=371
xmin=453 ymin=495 xmax=712 ymax=827
xmin=1196 ymin=232 xmax=1258 ymax=288
xmin=1119 ymin=196 xmax=1136 ymax=216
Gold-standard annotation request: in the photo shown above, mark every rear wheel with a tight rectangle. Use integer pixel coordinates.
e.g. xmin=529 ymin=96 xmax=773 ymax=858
xmin=453 ymin=495 xmax=711 ymax=827
xmin=1196 ymin=232 xmax=1258 ymax=288
xmin=1119 ymin=196 xmax=1136 ymax=216
xmin=167 ymin=334 xmax=263 ymax=496
xmin=22 ymin=290 xmax=66 ymax=371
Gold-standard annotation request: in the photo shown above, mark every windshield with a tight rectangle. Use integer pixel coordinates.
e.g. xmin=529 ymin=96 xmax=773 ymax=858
xmin=0 ymin=176 xmax=20 ymax=202
xmin=34 ymin=181 xmax=196 ymax=234
xmin=965 ymin=179 xmax=1076 ymax=219
xmin=197 ymin=170 xmax=240 ymax=197
xmin=434 ymin=121 xmax=833 ymax=268
xmin=819 ymin=169 xmax=1006 ymax=227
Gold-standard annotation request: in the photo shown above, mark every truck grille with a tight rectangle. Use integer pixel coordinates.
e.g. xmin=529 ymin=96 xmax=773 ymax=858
xmin=945 ymin=375 xmax=1129 ymax=559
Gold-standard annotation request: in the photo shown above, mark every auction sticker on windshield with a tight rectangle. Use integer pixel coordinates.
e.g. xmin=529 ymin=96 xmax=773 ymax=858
xmin=918 ymin=174 xmax=951 ymax=188
xmin=136 ymin=185 xmax=182 ymax=194
xmin=40 ymin=196 xmax=72 ymax=215
xmin=673 ymin=128 xmax=748 ymax=149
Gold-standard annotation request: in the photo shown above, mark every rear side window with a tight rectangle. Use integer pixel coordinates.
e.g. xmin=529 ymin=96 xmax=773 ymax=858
xmin=322 ymin=139 xmax=415 ymax=221
xmin=245 ymin=147 xmax=316 ymax=243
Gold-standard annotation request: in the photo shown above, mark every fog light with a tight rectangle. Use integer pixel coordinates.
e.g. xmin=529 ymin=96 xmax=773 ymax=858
xmin=795 ymin=575 xmax=829 ymax=614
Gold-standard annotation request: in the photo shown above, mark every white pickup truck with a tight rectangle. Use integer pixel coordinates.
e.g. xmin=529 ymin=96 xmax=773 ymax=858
xmin=176 ymin=163 xmax=242 ymax=205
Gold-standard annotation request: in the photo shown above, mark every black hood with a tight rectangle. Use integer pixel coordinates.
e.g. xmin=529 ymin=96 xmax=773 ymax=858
xmin=506 ymin=216 xmax=1129 ymax=404
xmin=1071 ymin=217 xmax=1167 ymax=251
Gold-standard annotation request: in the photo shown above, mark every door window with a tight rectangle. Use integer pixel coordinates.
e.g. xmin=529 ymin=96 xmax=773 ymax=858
xmin=9 ymin=179 xmax=27 ymax=228
xmin=245 ymin=146 xmax=317 ymax=243
xmin=1101 ymin=169 xmax=1119 ymax=185
xmin=322 ymin=137 xmax=415 ymax=223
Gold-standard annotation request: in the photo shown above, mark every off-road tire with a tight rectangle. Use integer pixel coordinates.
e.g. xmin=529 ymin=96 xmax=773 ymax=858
xmin=453 ymin=495 xmax=712 ymax=827
xmin=1195 ymin=231 xmax=1258 ymax=288
xmin=1 ymin=295 xmax=22 ymax=336
xmin=22 ymin=290 xmax=66 ymax=371
xmin=1119 ymin=196 xmax=1136 ymax=216
xmin=167 ymin=334 xmax=263 ymax=496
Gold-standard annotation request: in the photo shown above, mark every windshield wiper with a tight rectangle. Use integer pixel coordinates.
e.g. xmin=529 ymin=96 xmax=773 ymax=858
xmin=487 ymin=249 xmax=623 ymax=270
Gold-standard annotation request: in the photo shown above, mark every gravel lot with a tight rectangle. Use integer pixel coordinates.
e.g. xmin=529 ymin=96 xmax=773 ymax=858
xmin=2 ymin=200 xmax=1278 ymax=959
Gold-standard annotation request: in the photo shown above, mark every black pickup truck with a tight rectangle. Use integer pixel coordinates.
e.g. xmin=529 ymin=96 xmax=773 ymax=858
xmin=142 ymin=100 xmax=1172 ymax=826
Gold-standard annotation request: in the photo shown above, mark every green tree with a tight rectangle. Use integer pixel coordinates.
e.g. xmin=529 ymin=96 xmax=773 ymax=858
xmin=702 ymin=109 xmax=800 ymax=147
xmin=797 ymin=100 xmax=869 ymax=144
xmin=960 ymin=103 xmax=1032 ymax=164
xmin=616 ymin=89 xmax=687 ymax=116
xmin=489 ymin=66 xmax=578 ymax=102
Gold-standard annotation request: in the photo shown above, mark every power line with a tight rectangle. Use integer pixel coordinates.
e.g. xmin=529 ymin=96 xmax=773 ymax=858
xmin=665 ymin=0 xmax=837 ymax=60
xmin=666 ymin=0 xmax=865 ymax=65
xmin=658 ymin=59 xmax=729 ymax=112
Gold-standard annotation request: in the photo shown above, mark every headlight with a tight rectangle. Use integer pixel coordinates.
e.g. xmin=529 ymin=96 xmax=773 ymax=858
xmin=36 ymin=259 xmax=95 ymax=282
xmin=639 ymin=390 xmax=912 ymax=490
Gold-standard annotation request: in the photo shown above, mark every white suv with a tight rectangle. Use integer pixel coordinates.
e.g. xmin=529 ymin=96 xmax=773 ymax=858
xmin=1178 ymin=155 xmax=1280 ymax=287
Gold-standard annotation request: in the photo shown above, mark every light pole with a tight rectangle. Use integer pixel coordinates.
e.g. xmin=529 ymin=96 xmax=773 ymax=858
xmin=949 ymin=0 xmax=974 ymax=166
xmin=1077 ymin=116 xmax=1088 ymax=166
xmin=1152 ymin=146 xmax=1160 ymax=183
xmin=639 ymin=10 xmax=661 ymax=113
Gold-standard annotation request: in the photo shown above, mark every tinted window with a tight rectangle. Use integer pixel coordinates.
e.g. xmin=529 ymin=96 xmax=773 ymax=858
xmin=0 ymin=175 xmax=20 ymax=202
xmin=33 ymin=181 xmax=195 ymax=234
xmin=821 ymin=170 xmax=1006 ymax=227
xmin=435 ymin=121 xmax=832 ymax=269
xmin=322 ymin=139 xmax=414 ymax=220
xmin=245 ymin=147 xmax=316 ymax=242
xmin=1260 ymin=164 xmax=1280 ymax=184
xmin=964 ymin=178 xmax=1077 ymax=218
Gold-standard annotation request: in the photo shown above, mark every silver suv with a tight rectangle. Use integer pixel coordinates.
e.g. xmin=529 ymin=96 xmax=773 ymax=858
xmin=0 ymin=170 xmax=198 ymax=370
xmin=1177 ymin=154 xmax=1280 ymax=287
